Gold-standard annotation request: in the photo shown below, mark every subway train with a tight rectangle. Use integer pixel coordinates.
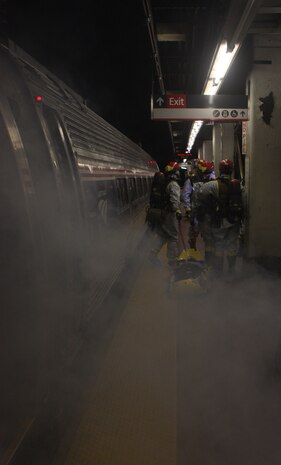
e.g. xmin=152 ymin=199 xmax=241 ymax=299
xmin=0 ymin=39 xmax=158 ymax=459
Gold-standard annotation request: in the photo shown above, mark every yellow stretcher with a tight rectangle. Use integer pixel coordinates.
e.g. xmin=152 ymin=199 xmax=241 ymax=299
xmin=169 ymin=222 xmax=209 ymax=296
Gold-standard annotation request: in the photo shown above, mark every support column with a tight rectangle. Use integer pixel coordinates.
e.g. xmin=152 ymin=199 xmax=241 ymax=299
xmin=245 ymin=34 xmax=281 ymax=259
xmin=212 ymin=123 xmax=234 ymax=175
xmin=212 ymin=123 xmax=222 ymax=174
xmin=197 ymin=146 xmax=203 ymax=159
xmin=221 ymin=123 xmax=234 ymax=161
xmin=202 ymin=140 xmax=213 ymax=161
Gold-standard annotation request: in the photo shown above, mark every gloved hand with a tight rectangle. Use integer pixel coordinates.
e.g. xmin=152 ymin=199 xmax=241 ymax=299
xmin=176 ymin=210 xmax=182 ymax=221
xmin=185 ymin=207 xmax=191 ymax=219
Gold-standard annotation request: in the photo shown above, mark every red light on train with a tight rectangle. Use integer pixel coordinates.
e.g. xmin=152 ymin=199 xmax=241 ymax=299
xmin=36 ymin=95 xmax=43 ymax=102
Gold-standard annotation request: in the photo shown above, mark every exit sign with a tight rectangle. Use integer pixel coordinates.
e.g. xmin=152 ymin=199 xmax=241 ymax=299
xmin=167 ymin=94 xmax=186 ymax=108
xmin=152 ymin=94 xmax=248 ymax=121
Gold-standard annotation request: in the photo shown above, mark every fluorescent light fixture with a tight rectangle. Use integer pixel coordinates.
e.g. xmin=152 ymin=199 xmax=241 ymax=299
xmin=186 ymin=39 xmax=239 ymax=152
xmin=187 ymin=120 xmax=203 ymax=152
xmin=204 ymin=40 xmax=239 ymax=96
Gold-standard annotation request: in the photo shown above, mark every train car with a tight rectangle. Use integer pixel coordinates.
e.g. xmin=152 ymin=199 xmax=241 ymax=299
xmin=0 ymin=39 xmax=158 ymax=460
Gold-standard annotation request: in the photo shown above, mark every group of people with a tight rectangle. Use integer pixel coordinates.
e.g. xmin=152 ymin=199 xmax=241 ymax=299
xmin=147 ymin=157 xmax=244 ymax=277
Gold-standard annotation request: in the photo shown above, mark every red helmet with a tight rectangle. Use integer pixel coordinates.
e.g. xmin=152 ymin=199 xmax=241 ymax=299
xmin=153 ymin=171 xmax=164 ymax=179
xmin=197 ymin=159 xmax=214 ymax=174
xmin=219 ymin=159 xmax=233 ymax=174
xmin=164 ymin=161 xmax=181 ymax=174
xmin=153 ymin=172 xmax=165 ymax=184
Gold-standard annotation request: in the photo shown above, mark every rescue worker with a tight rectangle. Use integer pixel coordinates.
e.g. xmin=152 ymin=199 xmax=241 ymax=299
xmin=198 ymin=158 xmax=244 ymax=275
xmin=145 ymin=171 xmax=166 ymax=230
xmin=181 ymin=167 xmax=193 ymax=216
xmin=149 ymin=161 xmax=182 ymax=268
xmin=149 ymin=171 xmax=166 ymax=208
xmin=181 ymin=159 xmax=215 ymax=249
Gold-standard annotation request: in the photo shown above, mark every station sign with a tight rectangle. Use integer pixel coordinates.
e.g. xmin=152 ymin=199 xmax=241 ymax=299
xmin=152 ymin=94 xmax=248 ymax=121
xmin=167 ymin=94 xmax=186 ymax=108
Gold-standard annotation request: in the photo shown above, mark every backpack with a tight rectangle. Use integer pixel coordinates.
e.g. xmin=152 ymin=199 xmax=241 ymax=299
xmin=217 ymin=178 xmax=244 ymax=224
xmin=149 ymin=183 xmax=166 ymax=209
xmin=146 ymin=177 xmax=169 ymax=226
xmin=191 ymin=181 xmax=205 ymax=221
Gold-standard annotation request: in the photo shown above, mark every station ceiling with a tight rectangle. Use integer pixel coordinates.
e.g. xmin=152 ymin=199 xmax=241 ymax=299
xmin=143 ymin=0 xmax=281 ymax=157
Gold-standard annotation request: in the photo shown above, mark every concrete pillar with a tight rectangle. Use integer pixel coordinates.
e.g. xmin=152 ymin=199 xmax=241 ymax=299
xmin=197 ymin=146 xmax=203 ymax=159
xmin=222 ymin=124 xmax=234 ymax=161
xmin=212 ymin=123 xmax=234 ymax=175
xmin=202 ymin=140 xmax=213 ymax=161
xmin=212 ymin=123 xmax=222 ymax=175
xmin=245 ymin=34 xmax=281 ymax=259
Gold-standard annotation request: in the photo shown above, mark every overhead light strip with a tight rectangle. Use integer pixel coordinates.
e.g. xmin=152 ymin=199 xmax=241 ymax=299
xmin=186 ymin=40 xmax=239 ymax=153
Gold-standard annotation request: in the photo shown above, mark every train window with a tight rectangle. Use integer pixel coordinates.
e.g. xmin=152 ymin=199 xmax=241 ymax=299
xmin=107 ymin=180 xmax=118 ymax=218
xmin=128 ymin=177 xmax=137 ymax=202
xmin=96 ymin=181 xmax=108 ymax=225
xmin=83 ymin=180 xmax=118 ymax=228
xmin=81 ymin=182 xmax=100 ymax=238
xmin=137 ymin=178 xmax=143 ymax=197
xmin=143 ymin=177 xmax=148 ymax=195
xmin=142 ymin=177 xmax=147 ymax=195
xmin=116 ymin=178 xmax=129 ymax=207
xmin=83 ymin=182 xmax=98 ymax=214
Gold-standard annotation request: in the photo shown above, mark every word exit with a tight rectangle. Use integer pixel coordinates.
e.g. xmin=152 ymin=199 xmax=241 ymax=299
xmin=167 ymin=94 xmax=186 ymax=108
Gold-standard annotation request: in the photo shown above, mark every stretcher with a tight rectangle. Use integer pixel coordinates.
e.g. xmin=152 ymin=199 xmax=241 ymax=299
xmin=169 ymin=221 xmax=209 ymax=295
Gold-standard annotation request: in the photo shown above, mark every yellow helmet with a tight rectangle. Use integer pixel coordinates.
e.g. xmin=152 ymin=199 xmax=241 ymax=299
xmin=164 ymin=161 xmax=181 ymax=174
xmin=197 ymin=159 xmax=214 ymax=174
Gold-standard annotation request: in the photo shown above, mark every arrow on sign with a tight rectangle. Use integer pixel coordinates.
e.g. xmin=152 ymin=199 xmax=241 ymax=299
xmin=156 ymin=96 xmax=164 ymax=107
xmin=240 ymin=110 xmax=246 ymax=117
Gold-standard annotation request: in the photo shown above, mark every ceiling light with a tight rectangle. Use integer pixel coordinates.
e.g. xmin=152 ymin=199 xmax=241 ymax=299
xmin=187 ymin=39 xmax=239 ymax=152
xmin=203 ymin=40 xmax=239 ymax=96
xmin=187 ymin=121 xmax=203 ymax=152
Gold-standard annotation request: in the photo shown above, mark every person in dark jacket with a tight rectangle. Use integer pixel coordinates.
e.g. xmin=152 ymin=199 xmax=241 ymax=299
xmin=149 ymin=162 xmax=182 ymax=268
xmin=149 ymin=171 xmax=166 ymax=208
xmin=146 ymin=171 xmax=166 ymax=230
xmin=198 ymin=158 xmax=244 ymax=275
xmin=182 ymin=159 xmax=215 ymax=249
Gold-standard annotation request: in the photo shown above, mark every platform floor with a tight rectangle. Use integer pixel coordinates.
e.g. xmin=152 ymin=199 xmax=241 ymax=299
xmin=52 ymin=231 xmax=281 ymax=465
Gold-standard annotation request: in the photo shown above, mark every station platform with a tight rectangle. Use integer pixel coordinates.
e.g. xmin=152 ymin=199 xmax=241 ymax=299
xmin=52 ymin=233 xmax=177 ymax=465
xmin=51 ymin=227 xmax=281 ymax=465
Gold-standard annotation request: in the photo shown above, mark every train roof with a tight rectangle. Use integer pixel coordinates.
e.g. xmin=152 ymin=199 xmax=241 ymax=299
xmin=0 ymin=39 xmax=159 ymax=174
